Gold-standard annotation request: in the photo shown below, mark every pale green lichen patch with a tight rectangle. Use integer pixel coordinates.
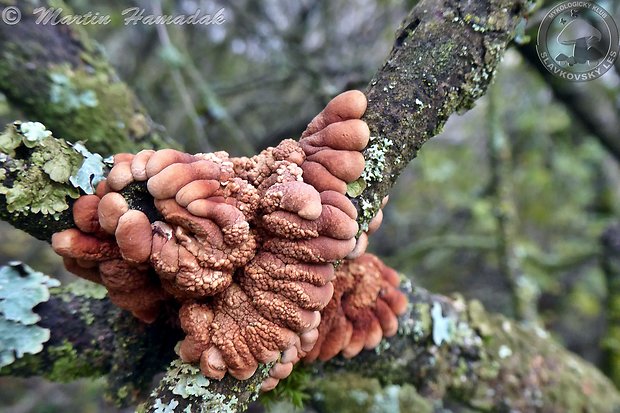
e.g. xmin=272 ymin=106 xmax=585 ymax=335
xmin=147 ymin=359 xmax=241 ymax=413
xmin=69 ymin=142 xmax=107 ymax=194
xmin=50 ymin=70 xmax=99 ymax=112
xmin=20 ymin=122 xmax=52 ymax=142
xmin=56 ymin=278 xmax=107 ymax=301
xmin=314 ymin=374 xmax=433 ymax=413
xmin=346 ymin=178 xmax=366 ymax=198
xmin=45 ymin=63 xmax=151 ymax=154
xmin=431 ymin=302 xmax=454 ymax=345
xmin=0 ymin=262 xmax=60 ymax=368
xmin=361 ymin=136 xmax=394 ymax=183
xmin=358 ymin=194 xmax=381 ymax=233
xmin=0 ymin=122 xmax=107 ymax=216
xmin=154 ymin=399 xmax=179 ymax=413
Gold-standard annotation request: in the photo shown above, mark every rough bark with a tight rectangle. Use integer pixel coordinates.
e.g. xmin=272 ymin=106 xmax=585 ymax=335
xmin=354 ymin=0 xmax=535 ymax=229
xmin=0 ymin=1 xmax=177 ymax=156
xmin=3 ymin=277 xmax=619 ymax=413
xmin=3 ymin=0 xmax=615 ymax=412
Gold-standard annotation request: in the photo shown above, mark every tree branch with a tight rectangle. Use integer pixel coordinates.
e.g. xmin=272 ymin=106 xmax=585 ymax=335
xmin=3 ymin=273 xmax=619 ymax=413
xmin=355 ymin=0 xmax=535 ymax=229
xmin=0 ymin=1 xmax=178 ymax=156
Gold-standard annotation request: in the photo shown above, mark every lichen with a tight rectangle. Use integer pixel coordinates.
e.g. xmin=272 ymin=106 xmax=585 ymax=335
xmin=0 ymin=262 xmax=60 ymax=368
xmin=45 ymin=64 xmax=148 ymax=155
xmin=56 ymin=278 xmax=108 ymax=301
xmin=154 ymin=398 xmax=179 ymax=413
xmin=361 ymin=136 xmax=394 ymax=183
xmin=69 ymin=142 xmax=108 ymax=194
xmin=50 ymin=70 xmax=99 ymax=112
xmin=431 ymin=302 xmax=453 ymax=345
xmin=0 ymin=122 xmax=107 ymax=217
xmin=51 ymin=279 xmax=107 ymax=326
xmin=146 ymin=359 xmax=242 ymax=413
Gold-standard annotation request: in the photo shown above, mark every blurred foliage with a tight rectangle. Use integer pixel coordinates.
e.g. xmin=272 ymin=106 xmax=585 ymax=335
xmin=1 ymin=0 xmax=620 ymax=412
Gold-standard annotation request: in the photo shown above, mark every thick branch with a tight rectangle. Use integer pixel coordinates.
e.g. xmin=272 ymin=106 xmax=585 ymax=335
xmin=3 ymin=276 xmax=619 ymax=412
xmin=355 ymin=0 xmax=533 ymax=229
xmin=0 ymin=1 xmax=177 ymax=156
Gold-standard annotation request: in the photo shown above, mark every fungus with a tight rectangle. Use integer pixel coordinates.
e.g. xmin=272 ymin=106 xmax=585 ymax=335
xmin=302 ymin=253 xmax=408 ymax=362
xmin=51 ymin=90 xmax=407 ymax=390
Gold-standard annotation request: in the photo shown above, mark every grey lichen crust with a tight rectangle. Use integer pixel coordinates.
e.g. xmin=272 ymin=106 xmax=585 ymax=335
xmin=141 ymin=360 xmax=272 ymax=413
xmin=0 ymin=262 xmax=60 ymax=367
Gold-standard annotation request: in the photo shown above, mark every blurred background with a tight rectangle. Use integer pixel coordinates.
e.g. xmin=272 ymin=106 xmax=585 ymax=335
xmin=1 ymin=0 xmax=620 ymax=411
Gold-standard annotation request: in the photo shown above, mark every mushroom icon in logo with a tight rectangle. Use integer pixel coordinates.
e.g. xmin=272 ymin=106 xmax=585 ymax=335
xmin=555 ymin=17 xmax=605 ymax=65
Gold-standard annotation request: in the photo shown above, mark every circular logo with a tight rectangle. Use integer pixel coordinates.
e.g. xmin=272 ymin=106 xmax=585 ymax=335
xmin=536 ymin=1 xmax=619 ymax=81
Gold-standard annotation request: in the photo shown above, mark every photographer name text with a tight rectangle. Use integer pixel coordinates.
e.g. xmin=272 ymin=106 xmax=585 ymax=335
xmin=2 ymin=6 xmax=226 ymax=26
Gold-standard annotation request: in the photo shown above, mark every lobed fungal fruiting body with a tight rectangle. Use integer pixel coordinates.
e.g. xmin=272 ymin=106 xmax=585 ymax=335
xmin=51 ymin=90 xmax=405 ymax=388
xmin=261 ymin=253 xmax=408 ymax=391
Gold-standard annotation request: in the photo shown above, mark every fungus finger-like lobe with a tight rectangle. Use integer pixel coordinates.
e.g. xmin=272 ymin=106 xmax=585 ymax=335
xmin=131 ymin=150 xmax=155 ymax=181
xmin=299 ymin=93 xmax=369 ymax=195
xmin=261 ymin=205 xmax=358 ymax=241
xmin=347 ymin=232 xmax=369 ymax=259
xmin=302 ymin=253 xmax=408 ymax=363
xmin=263 ymin=181 xmax=322 ymax=220
xmin=175 ymin=179 xmax=220 ymax=207
xmin=306 ymin=149 xmax=365 ymax=183
xmin=98 ymin=192 xmax=129 ymax=234
xmin=145 ymin=149 xmax=197 ymax=178
xmin=147 ymin=160 xmax=220 ymax=199
xmin=115 ymin=210 xmax=152 ymax=264
xmin=72 ymin=195 xmax=101 ymax=233
xmin=114 ymin=153 xmax=135 ymax=164
xmin=301 ymin=90 xmax=368 ymax=138
xmin=52 ymin=229 xmax=120 ymax=261
xmin=301 ymin=119 xmax=371 ymax=154
xmin=107 ymin=162 xmax=134 ymax=191
xmin=300 ymin=161 xmax=347 ymax=194
xmin=367 ymin=209 xmax=384 ymax=235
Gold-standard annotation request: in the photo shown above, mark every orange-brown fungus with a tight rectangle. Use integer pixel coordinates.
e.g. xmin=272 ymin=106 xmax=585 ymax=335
xmin=261 ymin=253 xmax=409 ymax=391
xmin=52 ymin=90 xmax=404 ymax=386
xmin=303 ymin=253 xmax=408 ymax=362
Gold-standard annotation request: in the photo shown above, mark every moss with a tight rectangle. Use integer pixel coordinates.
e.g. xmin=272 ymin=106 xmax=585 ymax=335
xmin=47 ymin=340 xmax=102 ymax=382
xmin=260 ymin=364 xmax=310 ymax=408
xmin=56 ymin=279 xmax=108 ymax=301
xmin=45 ymin=64 xmax=142 ymax=154
xmin=314 ymin=374 xmax=433 ymax=413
